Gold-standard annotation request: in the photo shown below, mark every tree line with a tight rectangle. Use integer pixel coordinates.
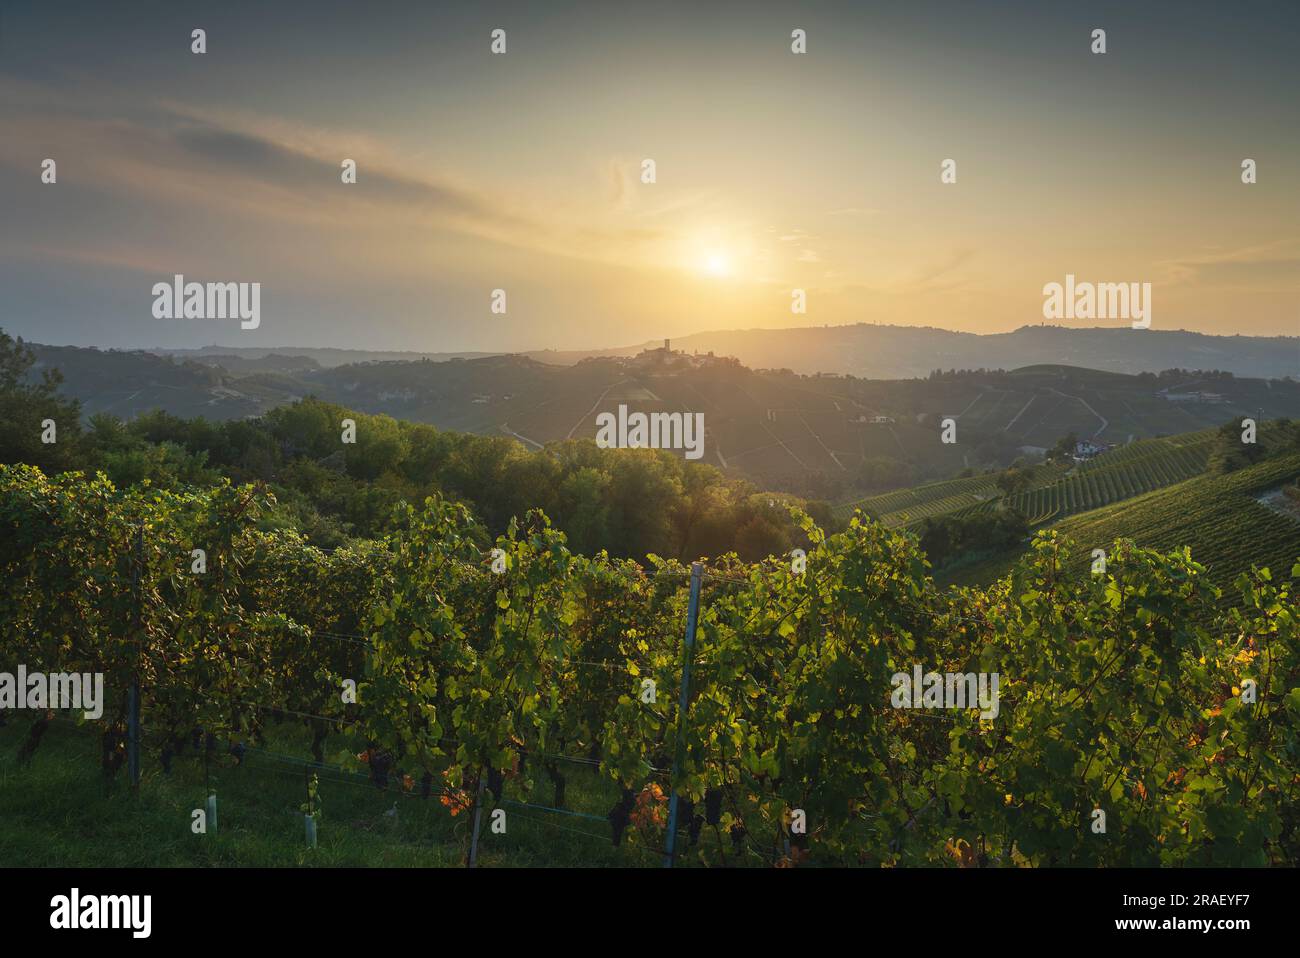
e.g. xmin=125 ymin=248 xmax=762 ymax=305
xmin=0 ymin=330 xmax=835 ymax=562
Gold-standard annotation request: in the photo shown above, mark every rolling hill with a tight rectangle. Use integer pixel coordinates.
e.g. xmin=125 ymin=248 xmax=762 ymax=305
xmin=1047 ymin=453 xmax=1300 ymax=588
xmin=154 ymin=323 xmax=1300 ymax=380
xmin=519 ymin=324 xmax=1299 ymax=380
xmin=933 ymin=442 xmax=1300 ymax=595
xmin=25 ymin=338 xmax=1300 ymax=498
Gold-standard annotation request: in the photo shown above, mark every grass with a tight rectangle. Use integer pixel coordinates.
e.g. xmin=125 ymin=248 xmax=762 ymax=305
xmin=0 ymin=717 xmax=686 ymax=867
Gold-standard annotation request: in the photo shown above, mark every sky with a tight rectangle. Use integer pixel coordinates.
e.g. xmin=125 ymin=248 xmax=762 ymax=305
xmin=1 ymin=0 xmax=1298 ymax=353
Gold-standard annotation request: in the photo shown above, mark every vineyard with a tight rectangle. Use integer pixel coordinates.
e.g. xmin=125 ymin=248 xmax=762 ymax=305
xmin=2 ymin=462 xmax=1299 ymax=866
xmin=836 ymin=433 xmax=1217 ymax=532
xmin=994 ymin=435 xmax=1215 ymax=525
xmin=834 ymin=473 xmax=1007 ymax=527
xmin=1049 ymin=453 xmax=1300 ymax=589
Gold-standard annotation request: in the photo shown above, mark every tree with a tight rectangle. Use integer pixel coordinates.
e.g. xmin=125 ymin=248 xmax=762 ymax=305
xmin=996 ymin=464 xmax=1036 ymax=496
xmin=0 ymin=329 xmax=84 ymax=473
xmin=733 ymin=513 xmax=791 ymax=561
xmin=557 ymin=466 xmax=611 ymax=555
xmin=1047 ymin=432 xmax=1079 ymax=463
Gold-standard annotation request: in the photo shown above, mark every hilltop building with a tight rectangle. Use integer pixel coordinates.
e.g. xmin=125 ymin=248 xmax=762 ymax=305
xmin=1073 ymin=439 xmax=1111 ymax=459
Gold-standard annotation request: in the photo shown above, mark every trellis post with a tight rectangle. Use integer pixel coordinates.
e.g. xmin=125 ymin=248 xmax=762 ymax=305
xmin=128 ymin=524 xmax=143 ymax=790
xmin=467 ymin=771 xmax=487 ymax=868
xmin=663 ymin=561 xmax=703 ymax=868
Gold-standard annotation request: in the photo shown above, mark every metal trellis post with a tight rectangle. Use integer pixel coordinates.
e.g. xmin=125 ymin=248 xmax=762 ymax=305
xmin=128 ymin=524 xmax=143 ymax=790
xmin=467 ymin=770 xmax=487 ymax=868
xmin=663 ymin=561 xmax=703 ymax=868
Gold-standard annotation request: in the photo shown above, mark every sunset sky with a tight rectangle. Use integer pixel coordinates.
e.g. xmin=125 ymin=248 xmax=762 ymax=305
xmin=2 ymin=0 xmax=1297 ymax=353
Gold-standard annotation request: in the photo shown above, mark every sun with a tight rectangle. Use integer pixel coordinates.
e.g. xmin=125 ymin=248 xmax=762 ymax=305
xmin=701 ymin=252 xmax=731 ymax=277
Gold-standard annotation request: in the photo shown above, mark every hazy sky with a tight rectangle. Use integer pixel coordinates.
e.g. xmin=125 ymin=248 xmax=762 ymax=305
xmin=2 ymin=0 xmax=1297 ymax=353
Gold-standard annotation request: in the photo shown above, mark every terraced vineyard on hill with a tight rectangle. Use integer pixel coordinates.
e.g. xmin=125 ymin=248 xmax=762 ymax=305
xmin=941 ymin=452 xmax=1300 ymax=591
xmin=832 ymin=472 xmax=1004 ymax=526
xmin=995 ymin=433 xmax=1215 ymax=524
xmin=1049 ymin=453 xmax=1300 ymax=589
xmin=840 ymin=432 xmax=1217 ymax=529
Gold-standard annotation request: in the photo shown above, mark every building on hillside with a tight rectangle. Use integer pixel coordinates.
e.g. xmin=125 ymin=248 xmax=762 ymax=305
xmin=1073 ymin=439 xmax=1110 ymax=459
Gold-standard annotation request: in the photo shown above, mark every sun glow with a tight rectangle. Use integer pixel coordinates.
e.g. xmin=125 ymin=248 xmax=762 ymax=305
xmin=701 ymin=252 xmax=731 ymax=277
xmin=679 ymin=227 xmax=754 ymax=281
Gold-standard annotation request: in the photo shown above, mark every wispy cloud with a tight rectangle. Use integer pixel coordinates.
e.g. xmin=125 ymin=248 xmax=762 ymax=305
xmin=0 ymin=83 xmax=717 ymax=278
xmin=1158 ymin=242 xmax=1300 ymax=291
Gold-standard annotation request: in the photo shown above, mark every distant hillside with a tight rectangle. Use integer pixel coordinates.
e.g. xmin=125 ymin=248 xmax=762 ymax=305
xmin=150 ymin=324 xmax=1300 ymax=380
xmin=602 ymin=325 xmax=1300 ymax=380
xmin=188 ymin=353 xmax=322 ymax=375
xmin=28 ymin=344 xmax=282 ymax=421
xmin=27 ymin=340 xmax=1300 ymax=499
xmin=159 ymin=345 xmax=498 ymax=368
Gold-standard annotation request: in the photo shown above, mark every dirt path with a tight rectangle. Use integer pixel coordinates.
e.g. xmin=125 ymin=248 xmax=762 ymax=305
xmin=501 ymin=423 xmax=544 ymax=450
xmin=567 ymin=378 xmax=631 ymax=439
xmin=1003 ymin=395 xmax=1035 ymax=433
xmin=1047 ymin=387 xmax=1108 ymax=438
xmin=799 ymin=412 xmax=847 ymax=471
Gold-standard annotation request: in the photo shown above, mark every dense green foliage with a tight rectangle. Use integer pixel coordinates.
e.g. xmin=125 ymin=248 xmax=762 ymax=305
xmin=3 ymin=462 xmax=1297 ymax=866
xmin=5 ymin=330 xmax=1300 ymax=866
xmin=0 ymin=331 xmax=834 ymax=562
xmin=0 ymin=333 xmax=83 ymax=475
xmin=918 ymin=509 xmax=1030 ymax=569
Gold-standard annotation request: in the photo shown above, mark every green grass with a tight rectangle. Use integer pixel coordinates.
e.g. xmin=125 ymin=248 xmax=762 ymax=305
xmin=0 ymin=718 xmax=686 ymax=867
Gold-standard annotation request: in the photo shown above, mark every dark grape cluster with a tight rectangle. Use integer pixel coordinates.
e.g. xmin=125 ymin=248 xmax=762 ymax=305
xmin=729 ymin=823 xmax=747 ymax=854
xmin=607 ymin=788 xmax=635 ymax=846
xmin=368 ymin=749 xmax=392 ymax=789
xmin=671 ymin=796 xmax=704 ymax=847
xmin=704 ymin=787 xmax=723 ymax=826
